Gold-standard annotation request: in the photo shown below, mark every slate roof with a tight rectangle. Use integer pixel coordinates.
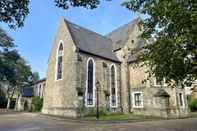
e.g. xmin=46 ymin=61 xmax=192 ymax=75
xmin=106 ymin=18 xmax=141 ymax=51
xmin=21 ymin=87 xmax=34 ymax=97
xmin=33 ymin=78 xmax=46 ymax=85
xmin=65 ymin=20 xmax=120 ymax=62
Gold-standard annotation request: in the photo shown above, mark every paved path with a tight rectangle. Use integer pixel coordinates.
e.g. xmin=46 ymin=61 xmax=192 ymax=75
xmin=0 ymin=112 xmax=197 ymax=131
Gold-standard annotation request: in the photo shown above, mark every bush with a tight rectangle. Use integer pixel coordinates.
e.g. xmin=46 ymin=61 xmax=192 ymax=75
xmin=190 ymin=99 xmax=197 ymax=112
xmin=0 ymin=96 xmax=7 ymax=108
xmin=188 ymin=95 xmax=197 ymax=112
xmin=32 ymin=97 xmax=43 ymax=112
xmin=83 ymin=107 xmax=109 ymax=117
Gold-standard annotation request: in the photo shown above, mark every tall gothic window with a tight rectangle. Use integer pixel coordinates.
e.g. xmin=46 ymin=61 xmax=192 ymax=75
xmin=86 ymin=58 xmax=95 ymax=106
xmin=179 ymin=93 xmax=184 ymax=107
xmin=110 ymin=65 xmax=117 ymax=107
xmin=56 ymin=43 xmax=63 ymax=80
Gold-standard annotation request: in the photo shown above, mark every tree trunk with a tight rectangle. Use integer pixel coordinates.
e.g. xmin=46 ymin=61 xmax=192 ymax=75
xmin=6 ymin=87 xmax=16 ymax=110
xmin=6 ymin=98 xmax=10 ymax=109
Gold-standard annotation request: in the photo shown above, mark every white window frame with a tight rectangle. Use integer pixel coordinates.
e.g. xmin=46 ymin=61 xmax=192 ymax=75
xmin=109 ymin=64 xmax=118 ymax=108
xmin=85 ymin=57 xmax=96 ymax=107
xmin=132 ymin=91 xmax=144 ymax=108
xmin=55 ymin=40 xmax=64 ymax=81
xmin=154 ymin=78 xmax=167 ymax=87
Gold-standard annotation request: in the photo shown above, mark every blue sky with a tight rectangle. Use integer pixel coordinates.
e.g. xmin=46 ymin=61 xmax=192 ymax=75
xmin=0 ymin=0 xmax=137 ymax=78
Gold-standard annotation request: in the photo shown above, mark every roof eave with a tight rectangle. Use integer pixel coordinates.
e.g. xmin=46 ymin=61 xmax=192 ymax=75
xmin=79 ymin=49 xmax=121 ymax=63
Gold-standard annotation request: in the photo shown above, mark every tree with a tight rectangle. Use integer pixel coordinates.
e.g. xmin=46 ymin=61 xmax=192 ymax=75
xmin=0 ymin=28 xmax=32 ymax=109
xmin=122 ymin=0 xmax=197 ymax=85
xmin=0 ymin=0 xmax=29 ymax=29
xmin=1 ymin=49 xmax=32 ymax=109
xmin=0 ymin=28 xmax=14 ymax=48
xmin=32 ymin=72 xmax=40 ymax=83
xmin=0 ymin=0 xmax=104 ymax=29
xmin=54 ymin=0 xmax=100 ymax=10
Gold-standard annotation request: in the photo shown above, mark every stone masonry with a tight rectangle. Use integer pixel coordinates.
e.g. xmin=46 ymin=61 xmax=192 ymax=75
xmin=42 ymin=17 xmax=189 ymax=118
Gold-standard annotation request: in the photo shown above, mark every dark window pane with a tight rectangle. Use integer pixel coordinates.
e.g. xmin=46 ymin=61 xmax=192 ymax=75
xmin=179 ymin=93 xmax=183 ymax=106
xmin=87 ymin=59 xmax=94 ymax=105
xmin=57 ymin=56 xmax=63 ymax=80
xmin=110 ymin=65 xmax=116 ymax=106
xmin=57 ymin=43 xmax=63 ymax=80
xmin=134 ymin=93 xmax=142 ymax=107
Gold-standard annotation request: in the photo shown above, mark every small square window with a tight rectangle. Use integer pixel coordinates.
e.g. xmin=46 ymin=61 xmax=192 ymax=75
xmin=154 ymin=78 xmax=167 ymax=87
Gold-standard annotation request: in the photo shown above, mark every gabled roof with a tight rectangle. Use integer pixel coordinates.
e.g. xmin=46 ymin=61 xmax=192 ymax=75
xmin=65 ymin=19 xmax=120 ymax=62
xmin=106 ymin=18 xmax=141 ymax=51
xmin=33 ymin=78 xmax=46 ymax=85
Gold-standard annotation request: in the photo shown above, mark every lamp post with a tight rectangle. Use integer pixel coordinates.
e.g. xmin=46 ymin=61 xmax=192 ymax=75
xmin=96 ymin=81 xmax=100 ymax=120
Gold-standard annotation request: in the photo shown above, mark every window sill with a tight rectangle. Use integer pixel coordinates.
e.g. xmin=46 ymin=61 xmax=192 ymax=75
xmin=55 ymin=78 xmax=63 ymax=82
xmin=133 ymin=106 xmax=144 ymax=109
xmin=85 ymin=104 xmax=95 ymax=108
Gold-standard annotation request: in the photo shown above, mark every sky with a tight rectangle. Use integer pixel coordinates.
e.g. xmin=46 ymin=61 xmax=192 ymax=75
xmin=0 ymin=0 xmax=137 ymax=79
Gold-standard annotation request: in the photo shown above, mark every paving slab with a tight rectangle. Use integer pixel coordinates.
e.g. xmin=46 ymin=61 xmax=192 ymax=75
xmin=0 ymin=112 xmax=197 ymax=131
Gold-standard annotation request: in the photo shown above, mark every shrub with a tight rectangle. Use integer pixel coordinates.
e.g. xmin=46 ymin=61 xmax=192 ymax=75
xmin=190 ymin=99 xmax=197 ymax=112
xmin=83 ymin=107 xmax=109 ymax=117
xmin=0 ymin=96 xmax=7 ymax=108
xmin=32 ymin=97 xmax=43 ymax=112
xmin=188 ymin=95 xmax=197 ymax=112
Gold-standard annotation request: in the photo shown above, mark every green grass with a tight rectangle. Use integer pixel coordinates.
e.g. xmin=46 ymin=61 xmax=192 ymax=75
xmin=84 ymin=113 xmax=160 ymax=121
xmin=190 ymin=112 xmax=197 ymax=118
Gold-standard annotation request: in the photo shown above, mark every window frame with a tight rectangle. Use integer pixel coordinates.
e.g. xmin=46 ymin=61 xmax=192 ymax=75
xmin=132 ymin=91 xmax=143 ymax=108
xmin=85 ymin=58 xmax=96 ymax=107
xmin=154 ymin=78 xmax=167 ymax=87
xmin=109 ymin=64 xmax=118 ymax=108
xmin=55 ymin=40 xmax=64 ymax=81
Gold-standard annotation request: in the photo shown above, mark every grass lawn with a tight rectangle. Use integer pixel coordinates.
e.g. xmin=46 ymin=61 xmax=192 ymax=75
xmin=84 ymin=113 xmax=161 ymax=121
xmin=189 ymin=112 xmax=197 ymax=118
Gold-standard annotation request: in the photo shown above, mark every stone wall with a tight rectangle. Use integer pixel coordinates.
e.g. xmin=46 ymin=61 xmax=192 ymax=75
xmin=42 ymin=17 xmax=78 ymax=117
xmin=76 ymin=52 xmax=122 ymax=114
xmin=129 ymin=64 xmax=189 ymax=118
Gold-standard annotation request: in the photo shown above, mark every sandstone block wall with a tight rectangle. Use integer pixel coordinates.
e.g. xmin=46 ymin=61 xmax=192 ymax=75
xmin=42 ymin=18 xmax=78 ymax=117
xmin=76 ymin=52 xmax=122 ymax=113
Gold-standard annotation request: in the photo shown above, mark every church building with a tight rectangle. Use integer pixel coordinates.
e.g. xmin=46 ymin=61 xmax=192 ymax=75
xmin=42 ymin=17 xmax=188 ymax=118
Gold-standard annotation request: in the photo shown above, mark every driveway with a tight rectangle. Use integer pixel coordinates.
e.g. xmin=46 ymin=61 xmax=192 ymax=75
xmin=0 ymin=112 xmax=197 ymax=131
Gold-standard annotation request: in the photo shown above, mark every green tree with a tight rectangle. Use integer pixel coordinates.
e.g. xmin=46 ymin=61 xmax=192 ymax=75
xmin=0 ymin=0 xmax=105 ymax=29
xmin=0 ymin=28 xmax=32 ymax=109
xmin=0 ymin=0 xmax=29 ymax=29
xmin=2 ymin=50 xmax=32 ymax=109
xmin=122 ymin=0 xmax=197 ymax=85
xmin=32 ymin=72 xmax=40 ymax=83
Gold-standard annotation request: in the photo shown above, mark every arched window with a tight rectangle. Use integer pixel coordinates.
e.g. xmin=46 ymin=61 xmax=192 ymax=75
xmin=56 ymin=42 xmax=63 ymax=80
xmin=86 ymin=58 xmax=95 ymax=106
xmin=110 ymin=64 xmax=117 ymax=107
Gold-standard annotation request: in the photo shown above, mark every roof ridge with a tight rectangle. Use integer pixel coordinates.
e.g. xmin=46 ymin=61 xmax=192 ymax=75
xmin=63 ymin=18 xmax=120 ymax=62
xmin=64 ymin=19 xmax=111 ymax=41
xmin=106 ymin=17 xmax=141 ymax=37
